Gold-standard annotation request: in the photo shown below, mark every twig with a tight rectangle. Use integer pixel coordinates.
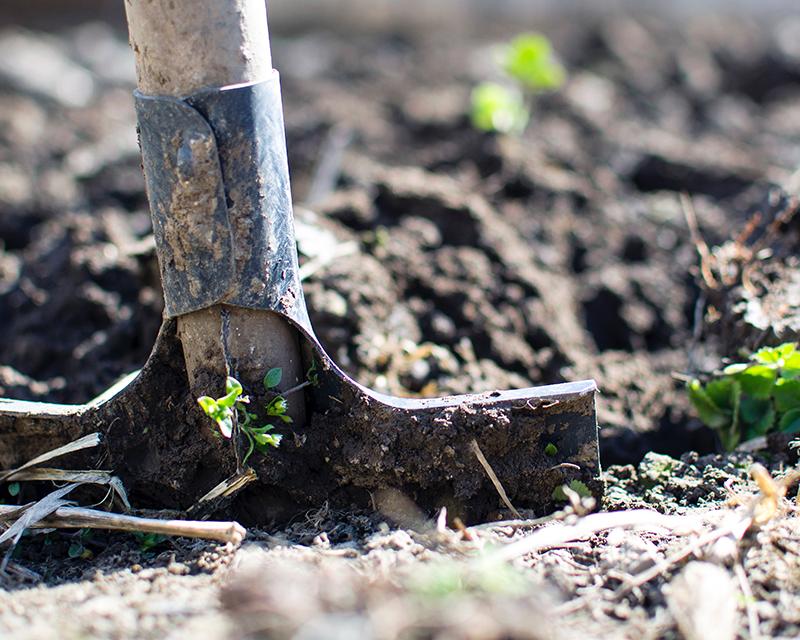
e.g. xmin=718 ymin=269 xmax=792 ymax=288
xmin=282 ymin=380 xmax=312 ymax=398
xmin=469 ymin=514 xmax=554 ymax=533
xmin=489 ymin=509 xmax=702 ymax=563
xmin=469 ymin=439 xmax=520 ymax=519
xmin=617 ymin=512 xmax=753 ymax=598
xmin=680 ymin=192 xmax=719 ymax=289
xmin=0 ymin=505 xmax=246 ymax=545
xmin=190 ymin=467 xmax=257 ymax=513
xmin=734 ymin=561 xmax=761 ymax=640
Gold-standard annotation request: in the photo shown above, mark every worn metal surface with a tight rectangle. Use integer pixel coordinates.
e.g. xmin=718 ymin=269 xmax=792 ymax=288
xmin=0 ymin=316 xmax=599 ymax=520
xmin=136 ymin=75 xmax=307 ymax=321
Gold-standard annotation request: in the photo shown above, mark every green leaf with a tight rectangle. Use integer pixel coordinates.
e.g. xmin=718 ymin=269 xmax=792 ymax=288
xmin=552 ymin=480 xmax=591 ymax=502
xmin=544 ymin=443 xmax=558 ymax=456
xmin=134 ymin=532 xmax=168 ymax=552
xmin=7 ymin=482 xmax=20 ymax=497
xmin=734 ymin=365 xmax=777 ymax=398
xmin=740 ymin=396 xmax=770 ymax=424
xmin=226 ymin=376 xmax=243 ymax=396
xmin=687 ymin=380 xmax=731 ymax=429
xmin=217 ymin=415 xmax=233 ymax=439
xmin=264 ymin=368 xmax=283 ymax=390
xmin=705 ymin=378 xmax=739 ymax=410
xmin=306 ymin=359 xmax=320 ymax=387
xmin=218 ymin=379 xmax=242 ymax=409
xmin=774 ymin=378 xmax=800 ymax=412
xmin=722 ymin=363 xmax=749 ymax=375
xmin=267 ymin=396 xmax=288 ymax=416
xmin=470 ymin=82 xmax=529 ymax=134
xmin=739 ymin=397 xmax=775 ymax=437
xmin=253 ymin=433 xmax=282 ymax=450
xmin=752 ymin=343 xmax=797 ymax=366
xmin=249 ymin=425 xmax=274 ymax=435
xmin=68 ymin=543 xmax=85 ymax=559
xmin=197 ymin=396 xmax=218 ymax=416
xmin=502 ymin=33 xmax=566 ymax=91
xmin=781 ymin=350 xmax=800 ymax=376
xmin=779 ymin=408 xmax=800 ymax=434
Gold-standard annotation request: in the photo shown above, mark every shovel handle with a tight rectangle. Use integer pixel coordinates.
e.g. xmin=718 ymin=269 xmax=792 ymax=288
xmin=125 ymin=0 xmax=272 ymax=96
xmin=124 ymin=0 xmax=306 ymax=429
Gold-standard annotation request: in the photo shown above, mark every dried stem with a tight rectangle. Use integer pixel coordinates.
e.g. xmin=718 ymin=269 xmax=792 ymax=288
xmin=469 ymin=439 xmax=520 ymax=519
xmin=0 ymin=505 xmax=246 ymax=545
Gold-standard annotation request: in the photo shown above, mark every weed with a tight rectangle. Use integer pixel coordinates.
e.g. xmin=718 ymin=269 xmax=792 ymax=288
xmin=688 ymin=342 xmax=800 ymax=451
xmin=408 ymin=558 xmax=530 ymax=599
xmin=471 ymin=83 xmax=529 ymax=135
xmin=552 ymin=479 xmax=591 ymax=502
xmin=133 ymin=532 xmax=168 ymax=552
xmin=306 ymin=358 xmax=320 ymax=388
xmin=67 ymin=528 xmax=94 ymax=560
xmin=471 ymin=32 xmax=566 ymax=134
xmin=198 ymin=373 xmax=286 ymax=467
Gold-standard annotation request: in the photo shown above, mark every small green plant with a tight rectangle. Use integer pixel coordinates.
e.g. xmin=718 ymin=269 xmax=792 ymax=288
xmin=552 ymin=479 xmax=591 ymax=502
xmin=68 ymin=528 xmax=94 ymax=560
xmin=470 ymin=32 xmax=566 ymax=134
xmin=470 ymin=83 xmax=529 ymax=135
xmin=133 ymin=532 xmax=168 ymax=552
xmin=198 ymin=371 xmax=287 ymax=466
xmin=688 ymin=342 xmax=800 ymax=451
xmin=408 ymin=558 xmax=530 ymax=599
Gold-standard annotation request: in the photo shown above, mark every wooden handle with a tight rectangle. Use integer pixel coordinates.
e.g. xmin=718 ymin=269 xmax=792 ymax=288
xmin=124 ymin=0 xmax=306 ymax=433
xmin=125 ymin=0 xmax=273 ymax=96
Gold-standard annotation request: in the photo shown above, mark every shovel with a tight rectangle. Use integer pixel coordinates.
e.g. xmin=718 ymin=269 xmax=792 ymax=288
xmin=0 ymin=0 xmax=600 ymax=521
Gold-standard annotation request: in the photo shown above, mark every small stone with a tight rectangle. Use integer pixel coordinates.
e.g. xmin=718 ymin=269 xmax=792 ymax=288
xmin=168 ymin=562 xmax=189 ymax=575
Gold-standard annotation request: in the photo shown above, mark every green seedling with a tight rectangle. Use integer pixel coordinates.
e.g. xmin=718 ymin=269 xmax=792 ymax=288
xmin=408 ymin=558 xmax=531 ymax=599
xmin=470 ymin=83 xmax=529 ymax=135
xmin=68 ymin=528 xmax=94 ymax=560
xmin=306 ymin=358 xmax=320 ymax=388
xmin=470 ymin=32 xmax=566 ymax=134
xmin=198 ymin=372 xmax=286 ymax=466
xmin=133 ymin=532 xmax=168 ymax=552
xmin=552 ymin=479 xmax=591 ymax=502
xmin=688 ymin=342 xmax=800 ymax=451
xmin=502 ymin=33 xmax=567 ymax=92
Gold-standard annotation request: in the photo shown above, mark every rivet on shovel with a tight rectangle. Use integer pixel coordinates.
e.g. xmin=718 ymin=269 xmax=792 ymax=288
xmin=0 ymin=0 xmax=601 ymax=522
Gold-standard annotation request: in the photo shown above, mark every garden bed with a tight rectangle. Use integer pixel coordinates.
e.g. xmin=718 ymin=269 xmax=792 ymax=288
xmin=1 ymin=6 xmax=799 ymax=639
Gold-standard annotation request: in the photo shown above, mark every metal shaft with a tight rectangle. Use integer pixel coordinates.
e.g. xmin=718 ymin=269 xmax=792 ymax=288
xmin=124 ymin=0 xmax=306 ymax=424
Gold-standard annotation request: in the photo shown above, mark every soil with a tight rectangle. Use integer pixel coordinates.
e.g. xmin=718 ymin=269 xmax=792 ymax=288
xmin=1 ymin=5 xmax=800 ymax=640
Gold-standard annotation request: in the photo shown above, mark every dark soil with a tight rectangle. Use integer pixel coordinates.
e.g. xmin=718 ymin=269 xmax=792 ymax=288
xmin=2 ymin=10 xmax=798 ymax=464
xmin=1 ymin=6 xmax=800 ymax=639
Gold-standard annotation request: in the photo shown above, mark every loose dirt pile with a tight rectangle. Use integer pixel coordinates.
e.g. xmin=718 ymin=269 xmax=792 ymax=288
xmin=1 ymin=7 xmax=800 ymax=640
